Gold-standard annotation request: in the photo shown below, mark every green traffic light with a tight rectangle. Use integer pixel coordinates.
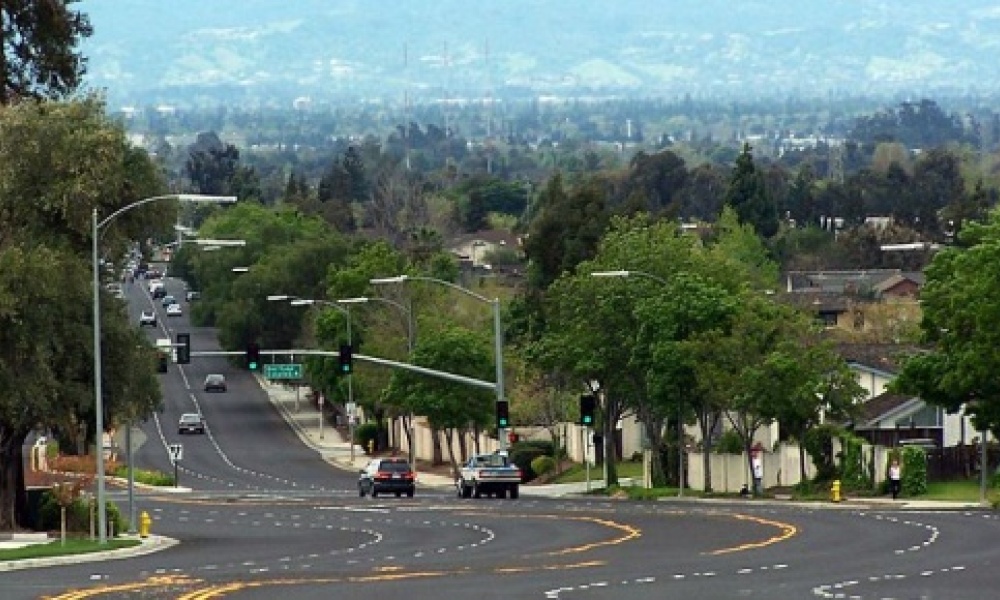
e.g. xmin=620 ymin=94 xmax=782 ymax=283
xmin=249 ymin=362 xmax=258 ymax=370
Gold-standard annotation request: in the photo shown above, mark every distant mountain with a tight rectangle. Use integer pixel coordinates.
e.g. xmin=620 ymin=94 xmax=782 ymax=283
xmin=77 ymin=1 xmax=1000 ymax=108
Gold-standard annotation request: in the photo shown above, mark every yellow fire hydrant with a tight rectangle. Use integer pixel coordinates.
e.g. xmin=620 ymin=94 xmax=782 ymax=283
xmin=831 ymin=480 xmax=842 ymax=503
xmin=139 ymin=511 xmax=152 ymax=538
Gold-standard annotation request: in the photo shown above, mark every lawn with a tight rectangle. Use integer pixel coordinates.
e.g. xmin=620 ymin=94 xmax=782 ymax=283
xmin=549 ymin=460 xmax=646 ymax=484
xmin=922 ymin=480 xmax=986 ymax=502
xmin=0 ymin=537 xmax=139 ymax=561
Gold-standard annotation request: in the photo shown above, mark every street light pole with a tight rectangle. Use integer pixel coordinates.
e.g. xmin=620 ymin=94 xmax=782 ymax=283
xmin=369 ymin=274 xmax=507 ymax=451
xmin=591 ymin=269 xmax=684 ymax=497
xmin=92 ymin=193 xmax=236 ymax=543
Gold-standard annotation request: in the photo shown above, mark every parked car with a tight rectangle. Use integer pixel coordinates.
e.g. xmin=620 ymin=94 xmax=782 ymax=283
xmin=165 ymin=303 xmax=183 ymax=316
xmin=139 ymin=311 xmax=157 ymax=327
xmin=186 ymin=290 xmax=201 ymax=302
xmin=203 ymin=373 xmax=227 ymax=392
xmin=358 ymin=457 xmax=415 ymax=498
xmin=178 ymin=413 xmax=205 ymax=435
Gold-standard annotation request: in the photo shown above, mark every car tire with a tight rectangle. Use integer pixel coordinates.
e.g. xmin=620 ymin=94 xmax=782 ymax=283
xmin=358 ymin=485 xmax=366 ymax=498
xmin=509 ymin=486 xmax=519 ymax=500
xmin=371 ymin=489 xmax=379 ymax=498
xmin=406 ymin=489 xmax=414 ymax=498
xmin=395 ymin=491 xmax=402 ymax=498
xmin=472 ymin=482 xmax=481 ymax=499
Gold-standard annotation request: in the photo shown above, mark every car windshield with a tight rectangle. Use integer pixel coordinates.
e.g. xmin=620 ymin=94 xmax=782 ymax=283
xmin=180 ymin=414 xmax=201 ymax=423
xmin=477 ymin=455 xmax=510 ymax=468
xmin=206 ymin=375 xmax=224 ymax=383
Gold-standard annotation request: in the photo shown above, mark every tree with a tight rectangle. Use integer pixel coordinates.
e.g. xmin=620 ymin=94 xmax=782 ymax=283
xmin=386 ymin=326 xmax=494 ymax=475
xmin=0 ymin=99 xmax=167 ymax=529
xmin=893 ymin=211 xmax=1000 ymax=435
xmin=0 ymin=0 xmax=92 ymax=105
xmin=724 ymin=143 xmax=779 ymax=238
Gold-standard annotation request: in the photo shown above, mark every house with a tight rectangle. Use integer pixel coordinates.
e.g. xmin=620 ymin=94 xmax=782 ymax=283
xmin=449 ymin=229 xmax=523 ymax=268
xmin=839 ymin=343 xmax=977 ymax=449
xmin=781 ymin=269 xmax=925 ymax=330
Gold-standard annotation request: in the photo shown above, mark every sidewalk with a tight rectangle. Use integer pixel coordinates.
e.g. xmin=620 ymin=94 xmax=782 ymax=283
xmin=258 ymin=378 xmax=457 ymax=489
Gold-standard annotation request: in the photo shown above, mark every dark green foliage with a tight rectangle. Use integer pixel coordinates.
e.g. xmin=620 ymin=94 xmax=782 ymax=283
xmin=723 ymin=143 xmax=779 ymax=238
xmin=354 ymin=422 xmax=378 ymax=450
xmin=803 ymin=424 xmax=840 ymax=481
xmin=0 ymin=0 xmax=93 ymax=105
xmin=900 ymin=446 xmax=928 ymax=497
xmin=508 ymin=440 xmax=555 ymax=482
xmin=838 ymin=433 xmax=873 ymax=491
xmin=714 ymin=430 xmax=744 ymax=454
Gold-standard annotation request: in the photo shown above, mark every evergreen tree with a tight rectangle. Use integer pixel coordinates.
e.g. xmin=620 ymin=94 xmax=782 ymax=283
xmin=0 ymin=0 xmax=92 ymax=104
xmin=723 ymin=143 xmax=779 ymax=238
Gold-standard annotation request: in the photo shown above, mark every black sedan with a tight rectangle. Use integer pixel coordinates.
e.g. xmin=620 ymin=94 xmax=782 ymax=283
xmin=358 ymin=457 xmax=415 ymax=498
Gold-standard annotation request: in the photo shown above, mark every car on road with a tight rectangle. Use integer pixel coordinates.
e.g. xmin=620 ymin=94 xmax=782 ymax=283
xmin=139 ymin=311 xmax=157 ymax=327
xmin=161 ymin=295 xmax=176 ymax=307
xmin=456 ymin=452 xmax=521 ymax=499
xmin=178 ymin=413 xmax=205 ymax=434
xmin=358 ymin=457 xmax=415 ymax=498
xmin=165 ymin=303 xmax=183 ymax=317
xmin=203 ymin=373 xmax=227 ymax=392
xmin=186 ymin=290 xmax=200 ymax=301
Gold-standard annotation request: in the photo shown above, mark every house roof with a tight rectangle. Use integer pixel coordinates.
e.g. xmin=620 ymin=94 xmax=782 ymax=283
xmin=855 ymin=391 xmax=923 ymax=428
xmin=778 ymin=291 xmax=851 ymax=313
xmin=837 ymin=343 xmax=921 ymax=374
xmin=872 ymin=272 xmax=925 ymax=295
xmin=784 ymin=269 xmax=924 ymax=295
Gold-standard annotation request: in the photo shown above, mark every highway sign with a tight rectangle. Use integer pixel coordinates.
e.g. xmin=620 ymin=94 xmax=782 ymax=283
xmin=264 ymin=363 xmax=303 ymax=380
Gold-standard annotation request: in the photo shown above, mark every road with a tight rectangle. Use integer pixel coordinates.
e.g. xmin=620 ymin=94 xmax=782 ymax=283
xmin=3 ymin=273 xmax=1000 ymax=599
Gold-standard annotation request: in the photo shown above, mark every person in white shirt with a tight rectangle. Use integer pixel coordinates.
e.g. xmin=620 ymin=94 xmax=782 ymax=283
xmin=888 ymin=459 xmax=902 ymax=500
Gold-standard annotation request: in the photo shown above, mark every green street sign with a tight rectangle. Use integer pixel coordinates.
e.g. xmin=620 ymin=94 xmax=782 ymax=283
xmin=264 ymin=363 xmax=303 ymax=380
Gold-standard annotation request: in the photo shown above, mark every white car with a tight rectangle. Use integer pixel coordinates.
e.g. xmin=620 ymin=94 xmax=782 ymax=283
xmin=165 ymin=303 xmax=183 ymax=317
xmin=138 ymin=311 xmax=157 ymax=327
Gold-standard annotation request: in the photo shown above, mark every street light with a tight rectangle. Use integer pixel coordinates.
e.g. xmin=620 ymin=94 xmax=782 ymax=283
xmin=369 ymin=274 xmax=507 ymax=450
xmin=339 ymin=296 xmax=416 ymax=465
xmin=590 ymin=269 xmax=684 ymax=496
xmin=93 ymin=193 xmax=236 ymax=543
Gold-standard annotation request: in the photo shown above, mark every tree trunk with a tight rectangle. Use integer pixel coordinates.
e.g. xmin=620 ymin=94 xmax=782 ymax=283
xmin=0 ymin=430 xmax=28 ymax=530
xmin=431 ymin=426 xmax=443 ymax=465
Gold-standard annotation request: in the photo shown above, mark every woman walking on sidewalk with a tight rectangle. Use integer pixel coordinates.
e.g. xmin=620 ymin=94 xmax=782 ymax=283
xmin=888 ymin=459 xmax=902 ymax=500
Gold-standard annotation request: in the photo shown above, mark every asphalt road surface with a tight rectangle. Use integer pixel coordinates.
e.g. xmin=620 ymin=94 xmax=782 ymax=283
xmin=4 ymin=274 xmax=1000 ymax=599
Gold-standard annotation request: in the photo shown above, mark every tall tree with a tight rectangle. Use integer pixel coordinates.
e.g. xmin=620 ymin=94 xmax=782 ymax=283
xmin=0 ymin=0 xmax=92 ymax=105
xmin=723 ymin=143 xmax=779 ymax=238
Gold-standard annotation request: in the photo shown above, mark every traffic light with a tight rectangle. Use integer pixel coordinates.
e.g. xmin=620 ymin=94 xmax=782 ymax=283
xmin=580 ymin=394 xmax=596 ymax=426
xmin=176 ymin=333 xmax=191 ymax=365
xmin=246 ymin=342 xmax=261 ymax=371
xmin=496 ymin=401 xmax=510 ymax=429
xmin=338 ymin=343 xmax=353 ymax=374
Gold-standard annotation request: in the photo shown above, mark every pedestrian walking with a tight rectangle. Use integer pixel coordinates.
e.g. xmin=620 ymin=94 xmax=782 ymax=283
xmin=751 ymin=444 xmax=764 ymax=496
xmin=888 ymin=458 xmax=902 ymax=500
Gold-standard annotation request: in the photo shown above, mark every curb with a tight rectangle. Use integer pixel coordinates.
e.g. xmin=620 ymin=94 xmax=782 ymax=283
xmin=0 ymin=535 xmax=179 ymax=572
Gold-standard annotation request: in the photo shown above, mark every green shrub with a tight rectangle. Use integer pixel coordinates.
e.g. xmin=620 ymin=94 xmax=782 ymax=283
xmin=354 ymin=422 xmax=378 ymax=452
xmin=531 ymin=455 xmax=556 ymax=477
xmin=803 ymin=424 xmax=840 ymax=482
xmin=112 ymin=466 xmax=174 ymax=486
xmin=509 ymin=440 xmax=554 ymax=481
xmin=714 ymin=430 xmax=743 ymax=454
xmin=900 ymin=446 xmax=928 ymax=497
xmin=38 ymin=493 xmax=127 ymax=536
xmin=838 ymin=433 xmax=873 ymax=491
